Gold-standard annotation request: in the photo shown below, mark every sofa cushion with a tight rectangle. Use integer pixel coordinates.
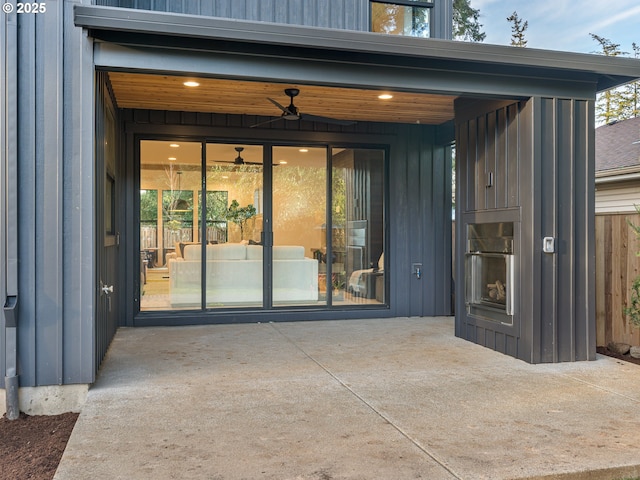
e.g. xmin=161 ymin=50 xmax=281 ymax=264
xmin=178 ymin=242 xmax=199 ymax=258
xmin=273 ymin=245 xmax=304 ymax=260
xmin=183 ymin=244 xmax=202 ymax=261
xmin=208 ymin=243 xmax=247 ymax=260
xmin=246 ymin=245 xmax=263 ymax=260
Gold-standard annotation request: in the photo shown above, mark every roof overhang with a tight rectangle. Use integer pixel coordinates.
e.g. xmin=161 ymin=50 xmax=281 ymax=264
xmin=75 ymin=5 xmax=640 ymax=95
xmin=74 ymin=5 xmax=640 ymax=103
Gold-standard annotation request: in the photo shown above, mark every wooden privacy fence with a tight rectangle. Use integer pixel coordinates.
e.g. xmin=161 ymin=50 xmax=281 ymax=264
xmin=595 ymin=213 xmax=640 ymax=346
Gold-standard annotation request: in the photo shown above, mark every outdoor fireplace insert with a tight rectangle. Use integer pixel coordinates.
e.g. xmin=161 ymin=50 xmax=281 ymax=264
xmin=465 ymin=222 xmax=514 ymax=323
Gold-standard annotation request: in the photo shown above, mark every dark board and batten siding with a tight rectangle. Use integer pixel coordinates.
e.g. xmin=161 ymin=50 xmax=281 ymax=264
xmin=457 ymin=101 xmax=522 ymax=213
xmin=456 ymin=97 xmax=595 ymax=363
xmin=533 ymin=98 xmax=594 ymax=363
xmin=95 ymin=72 xmax=121 ymax=371
xmin=94 ymin=0 xmax=370 ymax=31
xmin=0 ymin=5 xmax=96 ymax=387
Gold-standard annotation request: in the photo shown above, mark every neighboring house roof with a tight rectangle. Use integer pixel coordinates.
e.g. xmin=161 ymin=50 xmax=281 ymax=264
xmin=595 ymin=117 xmax=640 ymax=214
xmin=595 ymin=116 xmax=640 ymax=173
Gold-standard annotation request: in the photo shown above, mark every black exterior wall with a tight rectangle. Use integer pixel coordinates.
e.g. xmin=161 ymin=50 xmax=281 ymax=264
xmin=120 ymin=109 xmax=454 ymax=327
xmin=95 ymin=72 xmax=122 ymax=370
xmin=0 ymin=3 xmax=95 ymax=389
xmin=455 ymin=98 xmax=595 ymax=363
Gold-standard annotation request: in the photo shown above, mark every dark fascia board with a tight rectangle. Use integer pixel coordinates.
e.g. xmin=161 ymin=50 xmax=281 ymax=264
xmin=74 ymin=5 xmax=640 ymax=92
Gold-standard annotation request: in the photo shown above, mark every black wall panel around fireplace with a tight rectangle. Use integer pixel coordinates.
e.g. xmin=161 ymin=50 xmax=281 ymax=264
xmin=455 ymin=97 xmax=596 ymax=363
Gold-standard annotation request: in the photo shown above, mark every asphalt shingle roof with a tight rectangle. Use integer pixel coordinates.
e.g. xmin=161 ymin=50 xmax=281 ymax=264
xmin=595 ymin=116 xmax=640 ymax=172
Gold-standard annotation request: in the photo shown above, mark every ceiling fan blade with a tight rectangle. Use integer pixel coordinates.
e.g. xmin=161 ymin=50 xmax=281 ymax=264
xmin=267 ymin=97 xmax=289 ymax=114
xmin=249 ymin=117 xmax=284 ymax=128
xmin=300 ymin=114 xmax=356 ymax=126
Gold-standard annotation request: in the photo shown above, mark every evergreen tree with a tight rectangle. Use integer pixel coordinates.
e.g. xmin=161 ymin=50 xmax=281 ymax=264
xmin=590 ymin=34 xmax=627 ymax=124
xmin=624 ymin=43 xmax=640 ymax=118
xmin=453 ymin=0 xmax=486 ymax=42
xmin=507 ymin=11 xmax=528 ymax=47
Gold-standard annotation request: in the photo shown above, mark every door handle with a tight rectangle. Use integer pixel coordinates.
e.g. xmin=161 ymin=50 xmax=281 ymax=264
xmin=100 ymin=283 xmax=114 ymax=312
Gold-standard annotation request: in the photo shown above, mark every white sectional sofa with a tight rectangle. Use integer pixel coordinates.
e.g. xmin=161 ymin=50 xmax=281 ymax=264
xmin=168 ymin=243 xmax=318 ymax=306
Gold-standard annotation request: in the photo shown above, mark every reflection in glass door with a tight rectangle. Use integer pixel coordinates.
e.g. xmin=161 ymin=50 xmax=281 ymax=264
xmin=205 ymin=144 xmax=264 ymax=308
xmin=332 ymin=148 xmax=386 ymax=305
xmin=272 ymin=146 xmax=325 ymax=306
xmin=139 ymin=140 xmax=202 ymax=311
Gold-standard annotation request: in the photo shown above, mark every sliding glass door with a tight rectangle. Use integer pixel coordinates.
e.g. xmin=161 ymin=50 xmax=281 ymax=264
xmin=138 ymin=139 xmax=386 ymax=313
xmin=205 ymin=143 xmax=264 ymax=308
xmin=139 ymin=140 xmax=202 ymax=311
xmin=272 ymin=146 xmax=326 ymax=306
xmin=332 ymin=148 xmax=385 ymax=304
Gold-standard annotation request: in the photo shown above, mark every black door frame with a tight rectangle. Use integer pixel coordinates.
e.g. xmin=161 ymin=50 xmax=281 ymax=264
xmin=126 ymin=128 xmax=391 ymax=326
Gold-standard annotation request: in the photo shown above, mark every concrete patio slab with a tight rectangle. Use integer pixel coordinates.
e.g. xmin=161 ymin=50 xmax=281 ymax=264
xmin=54 ymin=317 xmax=640 ymax=480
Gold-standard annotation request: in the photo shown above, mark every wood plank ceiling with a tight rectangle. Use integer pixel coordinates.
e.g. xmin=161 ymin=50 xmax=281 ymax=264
xmin=108 ymin=72 xmax=456 ymax=125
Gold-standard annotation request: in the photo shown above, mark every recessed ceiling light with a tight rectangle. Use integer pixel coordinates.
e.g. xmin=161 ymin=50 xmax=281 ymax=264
xmin=169 ymin=143 xmax=180 ymax=148
xmin=299 ymin=148 xmax=309 ymax=153
xmin=168 ymin=157 xmax=177 ymax=161
xmin=378 ymin=94 xmax=393 ymax=100
xmin=279 ymin=160 xmax=288 ymax=165
xmin=221 ymin=175 xmax=229 ymax=179
xmin=183 ymin=81 xmax=200 ymax=87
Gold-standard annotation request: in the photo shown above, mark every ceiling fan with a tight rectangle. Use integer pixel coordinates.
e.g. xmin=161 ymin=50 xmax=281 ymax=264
xmin=212 ymin=147 xmax=276 ymax=172
xmin=215 ymin=147 xmax=263 ymax=166
xmin=250 ymin=88 xmax=356 ymax=128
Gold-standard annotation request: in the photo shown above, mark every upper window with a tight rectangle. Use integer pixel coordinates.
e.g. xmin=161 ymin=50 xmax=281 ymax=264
xmin=371 ymin=0 xmax=433 ymax=38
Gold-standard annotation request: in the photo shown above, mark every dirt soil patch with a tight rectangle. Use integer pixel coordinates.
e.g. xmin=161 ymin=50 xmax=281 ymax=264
xmin=0 ymin=412 xmax=78 ymax=480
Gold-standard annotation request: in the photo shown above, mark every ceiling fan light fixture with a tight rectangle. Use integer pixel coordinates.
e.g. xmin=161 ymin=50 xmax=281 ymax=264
xmin=234 ymin=146 xmax=245 ymax=165
xmin=251 ymin=87 xmax=356 ymax=128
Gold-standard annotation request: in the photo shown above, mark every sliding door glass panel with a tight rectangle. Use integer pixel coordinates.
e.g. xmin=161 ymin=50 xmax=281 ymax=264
xmin=332 ymin=148 xmax=386 ymax=305
xmin=139 ymin=140 xmax=202 ymax=311
xmin=205 ymin=143 xmax=263 ymax=308
xmin=272 ymin=146 xmax=325 ymax=306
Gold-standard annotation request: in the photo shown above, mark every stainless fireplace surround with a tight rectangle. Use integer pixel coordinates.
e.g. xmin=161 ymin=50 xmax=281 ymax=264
xmin=465 ymin=222 xmax=515 ymax=323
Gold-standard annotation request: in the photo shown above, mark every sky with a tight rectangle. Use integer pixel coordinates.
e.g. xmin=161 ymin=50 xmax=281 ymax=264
xmin=471 ymin=0 xmax=640 ymax=55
